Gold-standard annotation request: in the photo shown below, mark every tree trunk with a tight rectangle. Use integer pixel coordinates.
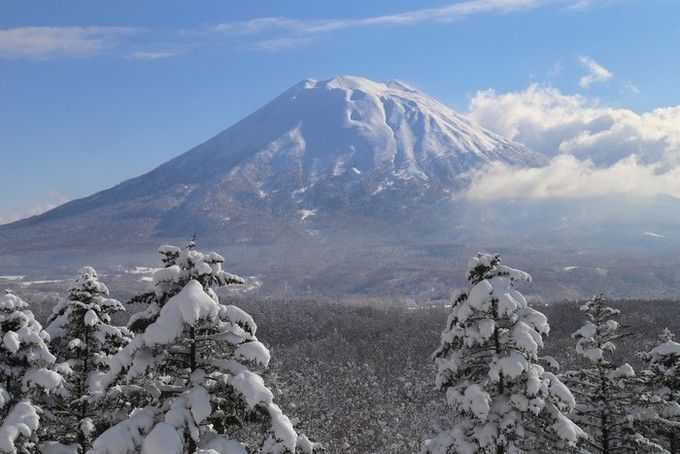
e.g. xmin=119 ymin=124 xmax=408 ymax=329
xmin=600 ymin=411 xmax=609 ymax=454
xmin=79 ymin=325 xmax=92 ymax=451
xmin=671 ymin=389 xmax=677 ymax=454
xmin=492 ymin=298 xmax=504 ymax=454
xmin=187 ymin=327 xmax=197 ymax=453
xmin=671 ymin=430 xmax=677 ymax=454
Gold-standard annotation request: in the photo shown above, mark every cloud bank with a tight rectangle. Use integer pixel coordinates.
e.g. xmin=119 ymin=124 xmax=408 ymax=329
xmin=466 ymin=85 xmax=680 ymax=199
xmin=466 ymin=155 xmax=680 ymax=199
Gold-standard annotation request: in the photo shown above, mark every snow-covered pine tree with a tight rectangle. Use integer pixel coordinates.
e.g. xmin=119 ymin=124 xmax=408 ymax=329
xmin=636 ymin=328 xmax=680 ymax=453
xmin=423 ymin=253 xmax=584 ymax=453
xmin=126 ymin=239 xmax=243 ymax=333
xmin=566 ymin=294 xmax=664 ymax=453
xmin=43 ymin=266 xmax=132 ymax=452
xmin=89 ymin=243 xmax=320 ymax=454
xmin=0 ymin=290 xmax=66 ymax=453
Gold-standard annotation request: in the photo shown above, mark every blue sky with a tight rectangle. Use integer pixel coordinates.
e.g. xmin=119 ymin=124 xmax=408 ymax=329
xmin=1 ymin=0 xmax=678 ymax=222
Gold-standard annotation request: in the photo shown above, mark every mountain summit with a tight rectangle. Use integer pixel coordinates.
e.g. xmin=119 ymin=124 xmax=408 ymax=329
xmin=0 ymin=76 xmax=544 ymax=251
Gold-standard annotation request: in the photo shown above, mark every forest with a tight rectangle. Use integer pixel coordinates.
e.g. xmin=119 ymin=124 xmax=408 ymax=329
xmin=1 ymin=242 xmax=679 ymax=454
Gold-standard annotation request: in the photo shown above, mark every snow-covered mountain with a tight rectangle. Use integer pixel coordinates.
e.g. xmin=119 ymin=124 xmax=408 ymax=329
xmin=0 ymin=76 xmax=545 ymax=250
xmin=5 ymin=76 xmax=680 ymax=299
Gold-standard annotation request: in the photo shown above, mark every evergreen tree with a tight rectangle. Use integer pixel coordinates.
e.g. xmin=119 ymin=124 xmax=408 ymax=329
xmin=0 ymin=290 xmax=65 ymax=453
xmin=44 ymin=266 xmax=132 ymax=451
xmin=423 ymin=253 xmax=584 ymax=453
xmin=126 ymin=240 xmax=243 ymax=333
xmin=636 ymin=328 xmax=680 ymax=453
xmin=89 ymin=243 xmax=320 ymax=453
xmin=565 ymin=294 xmax=664 ymax=453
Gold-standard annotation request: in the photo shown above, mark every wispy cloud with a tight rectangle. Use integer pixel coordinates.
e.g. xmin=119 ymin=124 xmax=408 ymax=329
xmin=203 ymin=0 xmax=563 ymax=51
xmin=0 ymin=26 xmax=139 ymax=59
xmin=245 ymin=36 xmax=315 ymax=52
xmin=578 ymin=55 xmax=613 ymax=88
xmin=208 ymin=17 xmax=304 ymax=36
xmin=126 ymin=49 xmax=182 ymax=60
xmin=548 ymin=60 xmax=562 ymax=77
xmin=0 ymin=191 xmax=70 ymax=225
xmin=621 ymin=80 xmax=640 ymax=94
xmin=0 ymin=1 xmax=591 ymax=59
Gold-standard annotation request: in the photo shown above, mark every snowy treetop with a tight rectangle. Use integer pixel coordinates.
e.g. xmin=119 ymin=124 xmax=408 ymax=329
xmin=127 ymin=241 xmax=244 ymax=334
xmin=152 ymin=243 xmax=243 ymax=299
xmin=0 ymin=290 xmax=28 ymax=311
xmin=649 ymin=340 xmax=680 ymax=358
xmin=46 ymin=266 xmax=128 ymax=344
xmin=466 ymin=253 xmax=532 ymax=285
xmin=572 ymin=294 xmax=629 ymax=365
xmin=69 ymin=266 xmax=110 ymax=299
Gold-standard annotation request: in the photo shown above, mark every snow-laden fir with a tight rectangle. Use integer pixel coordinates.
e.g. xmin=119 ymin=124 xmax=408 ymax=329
xmin=87 ymin=241 xmax=320 ymax=454
xmin=0 ymin=291 xmax=66 ymax=453
xmin=42 ymin=266 xmax=132 ymax=452
xmin=564 ymin=295 xmax=664 ymax=453
xmin=635 ymin=329 xmax=680 ymax=452
xmin=423 ymin=253 xmax=585 ymax=453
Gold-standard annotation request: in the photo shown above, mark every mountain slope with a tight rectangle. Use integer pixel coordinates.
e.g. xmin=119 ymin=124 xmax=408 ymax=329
xmin=0 ymin=76 xmax=545 ymax=251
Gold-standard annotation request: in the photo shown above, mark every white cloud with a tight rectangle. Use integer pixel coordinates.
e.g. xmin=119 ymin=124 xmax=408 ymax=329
xmin=0 ymin=191 xmax=70 ymax=225
xmin=0 ymin=26 xmax=138 ymax=59
xmin=203 ymin=0 xmax=566 ymax=50
xmin=245 ymin=36 xmax=314 ymax=52
xmin=465 ymin=84 xmax=680 ymax=199
xmin=466 ymin=155 xmax=680 ymax=199
xmin=209 ymin=17 xmax=304 ymax=36
xmin=578 ymin=55 xmax=613 ymax=87
xmin=565 ymin=0 xmax=591 ymax=10
xmin=0 ymin=1 xmax=592 ymax=58
xmin=621 ymin=80 xmax=640 ymax=94
xmin=126 ymin=50 xmax=181 ymax=60
xmin=468 ymin=84 xmax=680 ymax=166
xmin=210 ymin=0 xmax=553 ymax=35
